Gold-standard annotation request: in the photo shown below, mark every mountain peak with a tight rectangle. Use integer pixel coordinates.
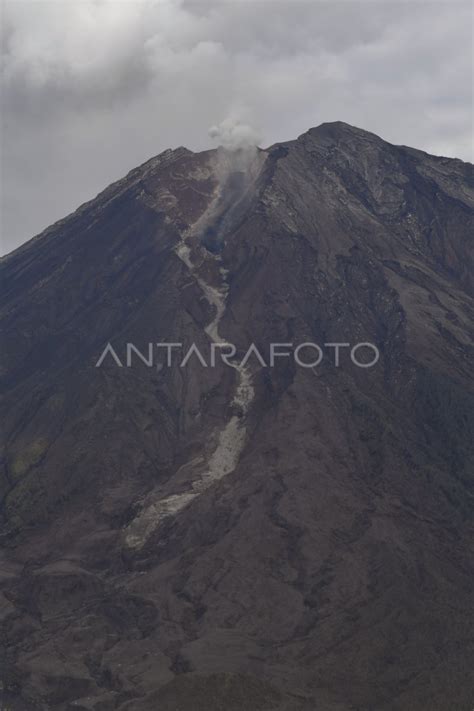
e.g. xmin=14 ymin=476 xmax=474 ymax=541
xmin=298 ymin=120 xmax=385 ymax=146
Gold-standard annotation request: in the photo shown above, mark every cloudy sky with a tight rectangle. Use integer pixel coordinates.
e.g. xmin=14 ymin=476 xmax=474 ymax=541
xmin=1 ymin=0 xmax=472 ymax=254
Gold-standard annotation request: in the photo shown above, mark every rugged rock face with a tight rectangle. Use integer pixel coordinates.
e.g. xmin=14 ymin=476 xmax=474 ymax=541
xmin=0 ymin=122 xmax=473 ymax=710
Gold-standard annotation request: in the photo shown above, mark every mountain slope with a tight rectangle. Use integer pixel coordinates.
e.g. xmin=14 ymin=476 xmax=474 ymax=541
xmin=0 ymin=122 xmax=473 ymax=710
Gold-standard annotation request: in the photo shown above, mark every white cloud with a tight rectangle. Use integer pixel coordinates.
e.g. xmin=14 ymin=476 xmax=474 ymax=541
xmin=1 ymin=0 xmax=472 ymax=254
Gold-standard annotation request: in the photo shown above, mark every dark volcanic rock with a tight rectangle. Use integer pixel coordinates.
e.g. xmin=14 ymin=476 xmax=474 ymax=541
xmin=0 ymin=122 xmax=473 ymax=710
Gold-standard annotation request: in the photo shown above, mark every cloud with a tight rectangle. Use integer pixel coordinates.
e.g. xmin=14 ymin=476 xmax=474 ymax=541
xmin=1 ymin=0 xmax=472 ymax=254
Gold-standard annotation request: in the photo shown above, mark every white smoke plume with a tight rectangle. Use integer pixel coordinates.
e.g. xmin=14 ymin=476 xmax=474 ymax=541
xmin=208 ymin=117 xmax=261 ymax=151
xmin=201 ymin=116 xmax=265 ymax=252
xmin=207 ymin=115 xmax=264 ymax=187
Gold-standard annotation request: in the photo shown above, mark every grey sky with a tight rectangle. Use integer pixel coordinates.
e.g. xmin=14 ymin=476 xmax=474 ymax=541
xmin=1 ymin=0 xmax=472 ymax=255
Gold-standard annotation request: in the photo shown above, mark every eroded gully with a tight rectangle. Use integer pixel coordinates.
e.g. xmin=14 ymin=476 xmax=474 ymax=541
xmin=125 ymin=206 xmax=255 ymax=549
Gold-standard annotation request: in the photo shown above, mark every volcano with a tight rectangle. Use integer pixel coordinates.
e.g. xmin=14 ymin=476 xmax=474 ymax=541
xmin=0 ymin=122 xmax=473 ymax=710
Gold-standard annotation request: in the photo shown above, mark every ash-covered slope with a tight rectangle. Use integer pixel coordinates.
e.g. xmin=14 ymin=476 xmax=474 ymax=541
xmin=0 ymin=122 xmax=473 ymax=710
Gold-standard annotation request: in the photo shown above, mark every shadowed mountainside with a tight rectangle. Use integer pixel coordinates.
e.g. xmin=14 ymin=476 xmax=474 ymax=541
xmin=0 ymin=122 xmax=473 ymax=710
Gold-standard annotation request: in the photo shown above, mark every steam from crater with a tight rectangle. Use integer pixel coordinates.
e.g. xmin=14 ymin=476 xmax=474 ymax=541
xmin=202 ymin=117 xmax=264 ymax=253
xmin=208 ymin=117 xmax=261 ymax=152
xmin=208 ymin=116 xmax=262 ymax=176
